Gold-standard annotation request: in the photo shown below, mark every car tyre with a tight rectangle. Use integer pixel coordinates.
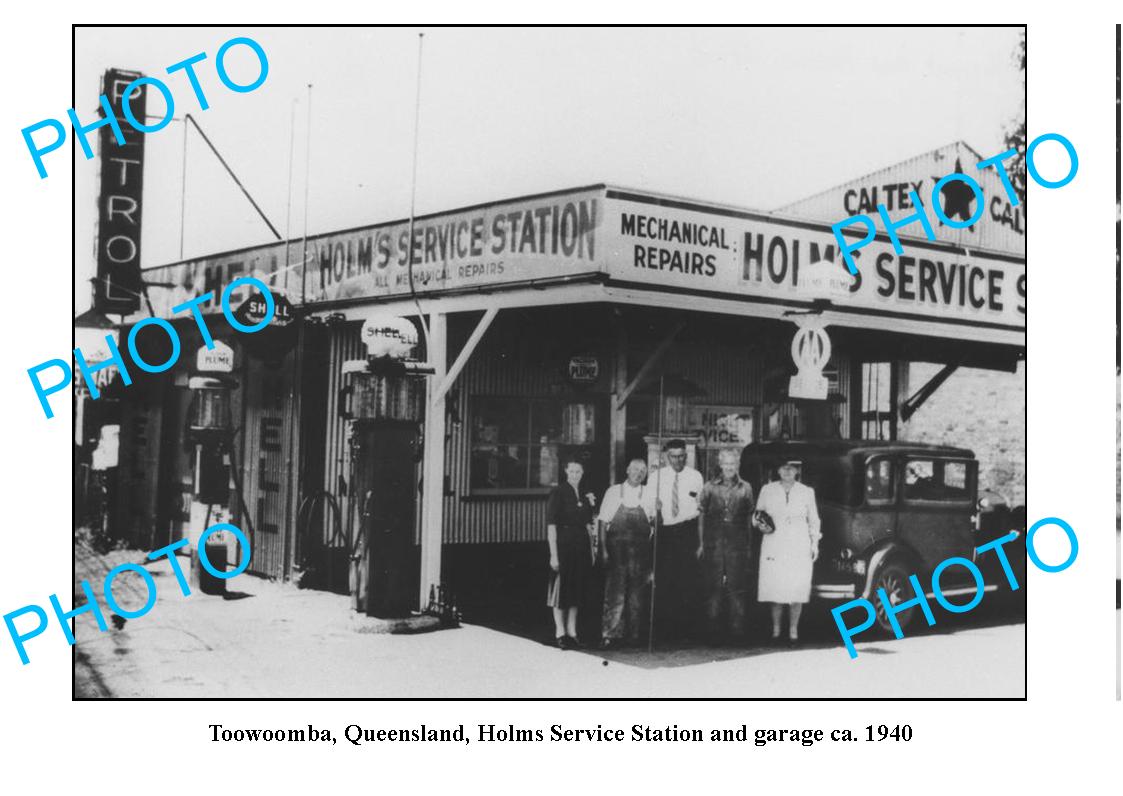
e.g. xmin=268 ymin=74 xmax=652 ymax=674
xmin=872 ymin=559 xmax=915 ymax=636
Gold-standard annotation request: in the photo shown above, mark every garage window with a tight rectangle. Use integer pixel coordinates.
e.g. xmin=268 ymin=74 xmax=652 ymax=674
xmin=469 ymin=397 xmax=597 ymax=493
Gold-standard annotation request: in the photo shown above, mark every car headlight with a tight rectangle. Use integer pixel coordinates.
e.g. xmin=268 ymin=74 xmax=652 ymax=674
xmin=852 ymin=559 xmax=867 ymax=576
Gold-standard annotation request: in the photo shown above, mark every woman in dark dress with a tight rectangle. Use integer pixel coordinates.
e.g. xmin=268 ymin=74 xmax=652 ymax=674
xmin=546 ymin=459 xmax=595 ymax=649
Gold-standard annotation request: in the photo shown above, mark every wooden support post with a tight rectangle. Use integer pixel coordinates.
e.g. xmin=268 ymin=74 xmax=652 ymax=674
xmin=610 ymin=313 xmax=628 ymax=483
xmin=419 ymin=312 xmax=448 ymax=609
xmin=890 ymin=360 xmax=903 ymax=440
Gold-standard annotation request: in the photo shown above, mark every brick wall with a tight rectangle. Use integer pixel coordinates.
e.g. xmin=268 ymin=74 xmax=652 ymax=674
xmin=899 ymin=361 xmax=1026 ymax=507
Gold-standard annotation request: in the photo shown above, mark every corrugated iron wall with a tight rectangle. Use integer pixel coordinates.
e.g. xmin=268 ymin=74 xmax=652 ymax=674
xmin=660 ymin=340 xmax=764 ymax=405
xmin=240 ymin=351 xmax=298 ymax=579
xmin=444 ymin=341 xmax=566 ymax=545
xmin=321 ymin=323 xmax=366 ymax=551
xmin=158 ymin=384 xmax=195 ymax=549
xmin=114 ymin=386 xmax=165 ymax=549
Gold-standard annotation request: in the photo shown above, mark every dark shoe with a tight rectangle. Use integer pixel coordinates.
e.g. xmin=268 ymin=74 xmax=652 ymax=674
xmin=566 ymin=635 xmax=584 ymax=649
xmin=557 ymin=635 xmax=572 ymax=650
xmin=787 ymin=636 xmax=801 ymax=648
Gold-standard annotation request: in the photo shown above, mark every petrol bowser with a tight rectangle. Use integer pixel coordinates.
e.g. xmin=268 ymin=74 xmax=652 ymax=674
xmin=185 ymin=368 xmax=239 ymax=594
xmin=340 ymin=314 xmax=432 ymax=618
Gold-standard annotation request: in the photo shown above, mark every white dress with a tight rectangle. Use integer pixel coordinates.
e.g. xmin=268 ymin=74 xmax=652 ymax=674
xmin=756 ymin=481 xmax=822 ymax=604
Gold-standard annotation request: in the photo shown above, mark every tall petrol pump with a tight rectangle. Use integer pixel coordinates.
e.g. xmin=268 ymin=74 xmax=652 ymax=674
xmin=340 ymin=314 xmax=433 ymax=618
xmin=185 ymin=340 xmax=240 ymax=594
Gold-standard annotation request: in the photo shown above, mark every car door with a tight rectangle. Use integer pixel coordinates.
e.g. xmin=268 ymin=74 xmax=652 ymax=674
xmin=894 ymin=456 xmax=977 ymax=583
xmin=850 ymin=454 xmax=898 ymax=555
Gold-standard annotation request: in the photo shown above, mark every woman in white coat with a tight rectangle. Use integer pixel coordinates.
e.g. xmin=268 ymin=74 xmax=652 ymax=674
xmin=755 ymin=460 xmax=821 ymax=645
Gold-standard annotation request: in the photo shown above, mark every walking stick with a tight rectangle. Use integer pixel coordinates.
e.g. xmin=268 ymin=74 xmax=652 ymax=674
xmin=647 ymin=373 xmax=665 ymax=654
xmin=648 ymin=487 xmax=661 ymax=654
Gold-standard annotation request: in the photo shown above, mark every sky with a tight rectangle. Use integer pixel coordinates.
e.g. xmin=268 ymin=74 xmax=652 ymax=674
xmin=72 ymin=26 xmax=1024 ymax=312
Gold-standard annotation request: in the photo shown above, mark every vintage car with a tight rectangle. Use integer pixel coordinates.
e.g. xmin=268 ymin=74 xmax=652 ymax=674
xmin=739 ymin=439 xmax=1026 ymax=634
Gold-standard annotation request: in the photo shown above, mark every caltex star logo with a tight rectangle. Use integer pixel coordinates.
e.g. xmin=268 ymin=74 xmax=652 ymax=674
xmin=932 ymin=157 xmax=977 ymax=231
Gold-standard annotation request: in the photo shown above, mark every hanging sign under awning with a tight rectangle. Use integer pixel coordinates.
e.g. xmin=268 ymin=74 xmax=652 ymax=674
xmin=234 ymin=291 xmax=296 ymax=329
xmin=566 ymin=354 xmax=600 ymax=385
xmin=196 ymin=340 xmax=235 ymax=373
xmin=233 ymin=291 xmax=298 ymax=361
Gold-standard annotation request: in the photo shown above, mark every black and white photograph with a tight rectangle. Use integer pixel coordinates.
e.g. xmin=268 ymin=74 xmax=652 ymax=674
xmin=1116 ymin=21 xmax=1121 ymax=701
xmin=9 ymin=6 xmax=1123 ymax=793
xmin=67 ymin=26 xmax=1031 ymax=699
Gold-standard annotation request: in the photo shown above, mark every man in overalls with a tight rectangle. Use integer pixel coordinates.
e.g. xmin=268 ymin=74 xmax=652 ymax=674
xmin=698 ymin=448 xmax=756 ymax=643
xmin=597 ymin=458 xmax=657 ymax=648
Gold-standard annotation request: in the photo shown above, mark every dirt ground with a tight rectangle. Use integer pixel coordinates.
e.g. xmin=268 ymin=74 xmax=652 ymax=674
xmin=71 ymin=541 xmax=1027 ymax=699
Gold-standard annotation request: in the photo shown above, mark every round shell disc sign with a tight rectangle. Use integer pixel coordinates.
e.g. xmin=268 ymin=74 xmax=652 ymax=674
xmin=233 ymin=290 xmax=298 ymax=361
xmin=234 ymin=291 xmax=295 ymax=328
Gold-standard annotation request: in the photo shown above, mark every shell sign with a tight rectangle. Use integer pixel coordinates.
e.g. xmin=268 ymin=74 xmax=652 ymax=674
xmin=360 ymin=314 xmax=419 ymax=360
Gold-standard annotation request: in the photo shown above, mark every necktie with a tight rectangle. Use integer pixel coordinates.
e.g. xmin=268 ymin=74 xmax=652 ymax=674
xmin=671 ymin=472 xmax=680 ymax=520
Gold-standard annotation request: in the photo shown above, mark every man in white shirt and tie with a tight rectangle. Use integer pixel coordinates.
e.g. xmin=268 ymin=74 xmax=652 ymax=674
xmin=651 ymin=439 xmax=705 ymax=642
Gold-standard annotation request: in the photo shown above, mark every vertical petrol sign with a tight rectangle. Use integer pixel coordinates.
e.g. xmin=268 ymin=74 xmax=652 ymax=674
xmin=94 ymin=69 xmax=145 ymax=315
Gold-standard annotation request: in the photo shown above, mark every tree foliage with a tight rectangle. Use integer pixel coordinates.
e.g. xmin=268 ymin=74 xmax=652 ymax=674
xmin=1002 ymin=31 xmax=1027 ymax=205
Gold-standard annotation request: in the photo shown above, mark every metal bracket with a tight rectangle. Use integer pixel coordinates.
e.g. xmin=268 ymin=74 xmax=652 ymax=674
xmin=899 ymin=361 xmax=960 ymax=422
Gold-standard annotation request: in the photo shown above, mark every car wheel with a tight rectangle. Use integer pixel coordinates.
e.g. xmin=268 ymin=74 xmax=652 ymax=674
xmin=872 ymin=560 xmax=915 ymax=635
